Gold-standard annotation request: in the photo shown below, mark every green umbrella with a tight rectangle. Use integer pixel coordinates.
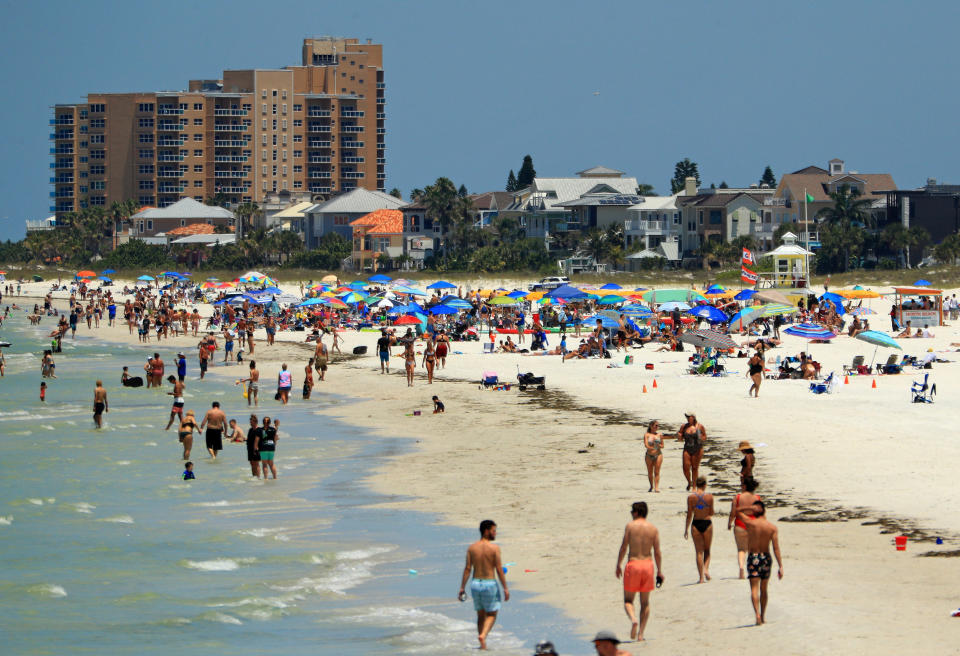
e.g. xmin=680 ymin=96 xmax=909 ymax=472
xmin=487 ymin=296 xmax=518 ymax=305
xmin=642 ymin=288 xmax=707 ymax=304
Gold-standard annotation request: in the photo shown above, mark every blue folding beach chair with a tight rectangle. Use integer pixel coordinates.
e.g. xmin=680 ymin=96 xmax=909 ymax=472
xmin=911 ymin=373 xmax=936 ymax=403
xmin=809 ymin=371 xmax=836 ymax=395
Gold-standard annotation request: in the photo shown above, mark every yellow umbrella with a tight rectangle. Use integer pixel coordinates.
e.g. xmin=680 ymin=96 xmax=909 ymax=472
xmin=526 ymin=291 xmax=546 ymax=301
xmin=837 ymin=289 xmax=880 ymax=299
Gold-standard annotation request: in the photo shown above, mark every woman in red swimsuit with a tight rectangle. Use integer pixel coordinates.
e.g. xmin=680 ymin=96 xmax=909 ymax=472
xmin=727 ymin=476 xmax=760 ymax=579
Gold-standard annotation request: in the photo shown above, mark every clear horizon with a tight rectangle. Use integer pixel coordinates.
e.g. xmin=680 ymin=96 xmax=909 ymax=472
xmin=2 ymin=0 xmax=958 ymax=241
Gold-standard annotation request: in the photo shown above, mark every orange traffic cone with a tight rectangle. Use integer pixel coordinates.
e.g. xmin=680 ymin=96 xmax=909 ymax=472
xmin=872 ymin=379 xmax=877 ymax=389
xmin=844 ymin=374 xmax=849 ymax=384
xmin=652 ymin=378 xmax=658 ymax=389
xmin=642 ymin=385 xmax=648 ymax=393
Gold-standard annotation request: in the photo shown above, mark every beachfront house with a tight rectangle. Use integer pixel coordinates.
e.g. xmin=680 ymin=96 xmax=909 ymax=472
xmin=129 ymin=198 xmax=235 ymax=239
xmin=877 ymin=178 xmax=960 ymax=265
xmin=676 ymin=181 xmax=771 ymax=255
xmin=501 ymin=167 xmax=639 ymax=251
xmin=349 ymin=208 xmax=403 ymax=272
xmin=770 ymin=159 xmax=895 ymax=249
xmin=302 ymin=187 xmax=406 ymax=248
xmin=624 ymin=194 xmax=681 ymax=252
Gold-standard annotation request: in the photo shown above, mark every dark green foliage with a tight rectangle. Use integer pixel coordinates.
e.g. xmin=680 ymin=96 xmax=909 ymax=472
xmin=517 ymin=155 xmax=536 ymax=188
xmin=506 ymin=170 xmax=518 ymax=192
xmin=670 ymin=158 xmax=700 ymax=194
xmin=101 ymin=240 xmax=171 ymax=269
xmin=760 ymin=166 xmax=777 ymax=188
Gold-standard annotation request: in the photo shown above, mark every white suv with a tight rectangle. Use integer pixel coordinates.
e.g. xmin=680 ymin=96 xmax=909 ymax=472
xmin=528 ymin=276 xmax=571 ymax=292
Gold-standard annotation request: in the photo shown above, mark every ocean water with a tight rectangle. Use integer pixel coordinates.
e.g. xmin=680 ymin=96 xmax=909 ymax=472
xmin=0 ymin=310 xmax=581 ymax=655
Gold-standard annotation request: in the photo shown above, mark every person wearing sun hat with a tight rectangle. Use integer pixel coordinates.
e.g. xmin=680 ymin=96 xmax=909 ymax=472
xmin=738 ymin=440 xmax=755 ymax=482
xmin=591 ymin=630 xmax=630 ymax=655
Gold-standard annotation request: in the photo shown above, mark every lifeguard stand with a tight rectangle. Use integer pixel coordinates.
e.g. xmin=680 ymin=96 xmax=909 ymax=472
xmin=756 ymin=232 xmax=814 ymax=302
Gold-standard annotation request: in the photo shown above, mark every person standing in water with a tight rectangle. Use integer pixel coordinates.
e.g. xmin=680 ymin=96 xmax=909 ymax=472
xmin=458 ymin=519 xmax=509 ymax=651
xmin=164 ymin=375 xmax=185 ymax=430
xmin=616 ymin=501 xmax=663 ymax=643
xmin=199 ymin=401 xmax=226 ymax=459
xmin=684 ymin=476 xmax=715 ymax=584
xmin=93 ymin=380 xmax=108 ymax=428
xmin=255 ymin=416 xmax=279 ymax=479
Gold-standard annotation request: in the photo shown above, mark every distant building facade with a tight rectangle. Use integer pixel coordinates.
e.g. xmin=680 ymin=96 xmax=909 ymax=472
xmin=303 ymin=187 xmax=405 ymax=247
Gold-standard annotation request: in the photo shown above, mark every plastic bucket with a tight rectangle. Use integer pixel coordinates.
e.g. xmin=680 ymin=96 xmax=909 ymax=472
xmin=895 ymin=535 xmax=908 ymax=551
xmin=624 ymin=355 xmax=633 ymax=365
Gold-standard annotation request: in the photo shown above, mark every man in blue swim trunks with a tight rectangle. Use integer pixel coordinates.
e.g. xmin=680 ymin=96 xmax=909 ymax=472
xmin=458 ymin=519 xmax=509 ymax=650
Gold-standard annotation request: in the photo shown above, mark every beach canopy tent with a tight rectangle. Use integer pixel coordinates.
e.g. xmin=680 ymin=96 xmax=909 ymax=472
xmin=429 ymin=304 xmax=458 ymax=315
xmin=599 ymin=283 xmax=622 ymax=290
xmin=855 ymin=330 xmax=902 ymax=367
xmin=914 ymin=279 xmax=931 ymax=286
xmin=686 ymin=305 xmax=728 ymax=323
xmin=680 ymin=329 xmax=737 ymax=350
xmin=642 ymin=288 xmax=706 ymax=304
xmin=368 ymin=274 xmax=392 ymax=283
xmin=892 ymin=286 xmax=943 ymax=327
xmin=734 ymin=289 xmax=757 ymax=301
xmin=546 ymin=285 xmax=590 ymax=300
xmin=137 ymin=275 xmax=155 ymax=281
xmin=426 ymin=280 xmax=456 ymax=290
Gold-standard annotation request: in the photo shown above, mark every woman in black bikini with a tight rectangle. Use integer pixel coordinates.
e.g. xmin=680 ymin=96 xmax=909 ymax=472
xmin=738 ymin=440 xmax=755 ymax=482
xmin=684 ymin=476 xmax=714 ymax=583
xmin=422 ymin=337 xmax=436 ymax=384
xmin=747 ymin=351 xmax=763 ymax=397
xmin=676 ymin=412 xmax=706 ymax=490
xmin=643 ymin=420 xmax=664 ymax=493
xmin=179 ymin=410 xmax=198 ymax=460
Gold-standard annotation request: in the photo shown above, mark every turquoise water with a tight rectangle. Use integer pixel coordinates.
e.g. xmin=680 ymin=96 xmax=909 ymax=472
xmin=0 ymin=310 xmax=581 ymax=655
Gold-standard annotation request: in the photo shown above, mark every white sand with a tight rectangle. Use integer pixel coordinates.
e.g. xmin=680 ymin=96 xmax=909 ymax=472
xmin=11 ymin=277 xmax=960 ymax=654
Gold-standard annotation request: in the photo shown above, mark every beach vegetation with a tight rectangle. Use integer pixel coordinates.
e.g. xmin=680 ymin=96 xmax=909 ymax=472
xmin=670 ymin=158 xmax=701 ymax=193
xmin=516 ymin=155 xmax=536 ymax=189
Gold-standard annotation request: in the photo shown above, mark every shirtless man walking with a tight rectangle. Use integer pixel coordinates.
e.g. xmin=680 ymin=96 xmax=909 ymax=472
xmin=736 ymin=500 xmax=783 ymax=625
xmin=164 ymin=375 xmax=186 ymax=430
xmin=238 ymin=360 xmax=259 ymax=406
xmin=93 ymin=380 xmax=108 ymax=428
xmin=199 ymin=401 xmax=226 ymax=459
xmin=458 ymin=519 xmax=510 ymax=650
xmin=615 ymin=501 xmax=663 ymax=642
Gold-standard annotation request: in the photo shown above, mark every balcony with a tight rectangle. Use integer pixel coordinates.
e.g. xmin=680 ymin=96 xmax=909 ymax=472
xmin=157 ymin=170 xmax=182 ymax=178
xmin=50 ymin=147 xmax=74 ymax=154
xmin=214 ymin=171 xmax=246 ymax=178
xmin=51 ymin=190 xmax=74 ymax=198
xmin=217 ymin=186 xmax=247 ymax=193
xmin=340 ymin=110 xmax=364 ymax=118
xmin=625 ymin=219 xmax=673 ymax=235
xmin=308 ymin=185 xmax=331 ymax=193
xmin=214 ymin=155 xmax=248 ymax=162
xmin=341 ymin=156 xmax=364 ymax=163
xmin=157 ymin=185 xmax=183 ymax=194
xmin=308 ymin=171 xmax=331 ymax=179
xmin=307 ymin=109 xmax=331 ymax=117
xmin=157 ymin=108 xmax=184 ymax=115
xmin=763 ymin=198 xmax=789 ymax=207
xmin=50 ymin=131 xmax=74 ymax=140
xmin=157 ymin=154 xmax=184 ymax=162
xmin=214 ymin=124 xmax=247 ymax=132
xmin=50 ymin=117 xmax=74 ymax=125
xmin=157 ymin=123 xmax=184 ymax=131
xmin=157 ymin=138 xmax=185 ymax=146
xmin=50 ymin=176 xmax=74 ymax=184
xmin=341 ymin=126 xmax=364 ymax=133
xmin=376 ymin=82 xmax=385 ymax=89
xmin=376 ymin=99 xmax=385 ymax=106
xmin=309 ymin=156 xmax=331 ymax=163
xmin=341 ymin=172 xmax=364 ymax=179
xmin=309 ymin=125 xmax=331 ymax=133
xmin=376 ymin=158 xmax=385 ymax=165
xmin=308 ymin=140 xmax=331 ymax=148
xmin=341 ymin=140 xmax=364 ymax=148
xmin=213 ymin=140 xmax=246 ymax=147
xmin=376 ymin=113 xmax=385 ymax=120
xmin=214 ymin=108 xmax=247 ymax=116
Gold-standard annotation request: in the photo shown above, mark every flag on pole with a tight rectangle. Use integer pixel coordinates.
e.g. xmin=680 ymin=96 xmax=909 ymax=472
xmin=741 ymin=265 xmax=758 ymax=285
xmin=741 ymin=248 xmax=755 ymax=266
xmin=805 ymin=192 xmax=815 ymax=203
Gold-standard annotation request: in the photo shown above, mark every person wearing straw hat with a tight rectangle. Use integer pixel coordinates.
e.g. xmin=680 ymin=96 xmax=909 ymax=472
xmin=738 ymin=441 xmax=756 ymax=482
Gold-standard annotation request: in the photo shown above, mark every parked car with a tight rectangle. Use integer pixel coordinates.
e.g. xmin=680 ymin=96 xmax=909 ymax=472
xmin=527 ymin=276 xmax=571 ymax=292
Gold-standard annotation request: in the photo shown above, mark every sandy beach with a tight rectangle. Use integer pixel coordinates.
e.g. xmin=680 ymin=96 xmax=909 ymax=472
xmin=11 ymin=276 xmax=960 ymax=655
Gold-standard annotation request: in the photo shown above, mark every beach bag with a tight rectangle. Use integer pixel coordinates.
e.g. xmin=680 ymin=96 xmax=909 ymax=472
xmin=353 ymin=345 xmax=367 ymax=355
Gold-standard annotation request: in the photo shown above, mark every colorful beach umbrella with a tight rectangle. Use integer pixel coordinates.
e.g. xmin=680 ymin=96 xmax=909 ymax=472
xmin=426 ymin=280 xmax=456 ymax=290
xmin=855 ymin=330 xmax=902 ymax=367
xmin=849 ymin=307 xmax=875 ymax=316
xmin=783 ymin=323 xmax=836 ymax=340
xmin=487 ymin=296 xmax=518 ymax=305
xmin=597 ymin=294 xmax=627 ymax=305
xmin=760 ymin=303 xmax=796 ymax=317
xmin=368 ymin=274 xmax=392 ymax=283
xmin=679 ymin=328 xmax=737 ymax=350
xmin=686 ymin=305 xmax=728 ymax=323
xmin=600 ymin=283 xmax=623 ymax=290
xmin=727 ymin=307 xmax=760 ymax=332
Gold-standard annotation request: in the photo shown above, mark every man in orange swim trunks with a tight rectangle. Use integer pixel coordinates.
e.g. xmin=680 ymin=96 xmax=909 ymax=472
xmin=615 ymin=501 xmax=663 ymax=642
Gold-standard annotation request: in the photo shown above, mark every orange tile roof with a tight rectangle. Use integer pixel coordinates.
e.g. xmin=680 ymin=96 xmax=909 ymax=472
xmin=350 ymin=209 xmax=402 ymax=236
xmin=168 ymin=223 xmax=217 ymax=236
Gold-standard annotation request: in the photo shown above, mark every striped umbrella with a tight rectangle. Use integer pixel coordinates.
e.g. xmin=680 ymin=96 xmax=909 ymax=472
xmin=783 ymin=323 xmax=836 ymax=340
xmin=679 ymin=328 xmax=737 ymax=350
xmin=849 ymin=307 xmax=875 ymax=316
xmin=760 ymin=303 xmax=796 ymax=317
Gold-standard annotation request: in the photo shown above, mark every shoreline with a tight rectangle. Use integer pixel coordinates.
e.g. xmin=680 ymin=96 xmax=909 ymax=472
xmin=10 ymin=281 xmax=960 ymax=653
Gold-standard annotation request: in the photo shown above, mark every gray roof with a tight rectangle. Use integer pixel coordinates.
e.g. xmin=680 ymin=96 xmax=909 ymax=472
xmin=132 ymin=198 xmax=234 ymax=220
xmin=577 ymin=165 xmax=625 ymax=177
xmin=509 ymin=177 xmax=639 ymax=212
xmin=170 ymin=233 xmax=237 ymax=245
xmin=305 ymin=188 xmax=406 ymax=215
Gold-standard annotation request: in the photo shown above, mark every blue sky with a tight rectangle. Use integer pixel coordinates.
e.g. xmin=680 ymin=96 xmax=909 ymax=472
xmin=1 ymin=0 xmax=958 ymax=241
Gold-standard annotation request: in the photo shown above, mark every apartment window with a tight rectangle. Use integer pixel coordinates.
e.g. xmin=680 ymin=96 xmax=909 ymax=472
xmin=262 ymin=119 xmax=267 ymax=129
xmin=359 ymin=79 xmax=364 ymax=84
xmin=180 ymin=150 xmax=188 ymax=158
xmin=293 ymin=103 xmax=302 ymax=112
xmin=138 ymin=118 xmax=154 ymax=127
xmin=341 ymin=72 xmax=346 ymax=77
xmin=282 ymin=135 xmax=287 ymax=145
xmin=193 ymin=118 xmax=203 ymax=125
xmin=194 ymin=165 xmax=203 ymax=172
xmin=90 ymin=196 xmax=106 ymax=206
xmin=293 ymin=180 xmax=302 ymax=189
xmin=272 ymin=134 xmax=277 ymax=146
xmin=179 ymin=118 xmax=188 ymax=127
xmin=709 ymin=210 xmax=722 ymax=224
xmin=272 ymin=165 xmax=278 ymax=175
xmin=261 ymin=90 xmax=267 ymax=98
xmin=272 ymin=90 xmax=277 ymax=97
xmin=282 ymin=165 xmax=287 ymax=176
xmin=243 ymin=104 xmax=251 ymax=111
xmin=79 ymin=186 xmax=88 ymax=194
xmin=139 ymin=195 xmax=154 ymax=205
xmin=282 ymin=103 xmax=287 ymax=114
xmin=262 ymin=103 xmax=267 ymax=115
xmin=80 ymin=109 xmax=88 ymax=118
xmin=138 ymin=180 xmax=154 ymax=190
xmin=293 ymin=119 xmax=302 ymax=127
xmin=193 ymin=149 xmax=203 ymax=157
xmin=698 ymin=210 xmax=703 ymax=225
xmin=282 ymin=150 xmax=287 ymax=160
xmin=272 ymin=104 xmax=277 ymax=115
xmin=272 ymin=119 xmax=277 ymax=130
xmin=262 ymin=166 xmax=267 ymax=175
xmin=146 ymin=220 xmax=153 ymax=230
xmin=333 ymin=215 xmax=349 ymax=226
xmin=90 ymin=150 xmax=105 ymax=160
xmin=79 ymin=156 xmax=88 ymax=163
xmin=193 ymin=103 xmax=203 ymax=111
xmin=79 ymin=125 xmax=88 ymax=134
xmin=293 ymin=149 xmax=302 ymax=158
xmin=90 ymin=118 xmax=105 ymax=128
xmin=350 ymin=76 xmax=355 ymax=81
xmin=293 ymin=135 xmax=302 ymax=143
xmin=282 ymin=119 xmax=287 ymax=130
xmin=262 ymin=151 xmax=267 ymax=161
xmin=342 ymin=88 xmax=347 ymax=93
xmin=79 ymin=141 xmax=88 ymax=148
xmin=194 ymin=180 xmax=203 ymax=188
xmin=193 ymin=134 xmax=202 ymax=142
xmin=272 ymin=181 xmax=277 ymax=191
xmin=262 ymin=181 xmax=268 ymax=190
xmin=90 ymin=134 xmax=104 ymax=144
xmin=293 ymin=165 xmax=302 ymax=173
xmin=261 ymin=135 xmax=267 ymax=145
xmin=272 ymin=150 xmax=277 ymax=161
xmin=139 ymin=149 xmax=153 ymax=159
xmin=138 ymin=134 xmax=154 ymax=143
xmin=282 ymin=90 xmax=287 ymax=99
xmin=89 ymin=104 xmax=105 ymax=113
xmin=137 ymin=103 xmax=154 ymax=112
xmin=91 ymin=181 xmax=105 ymax=190
xmin=179 ymin=103 xmax=187 ymax=110
xmin=139 ymin=164 xmax=154 ymax=174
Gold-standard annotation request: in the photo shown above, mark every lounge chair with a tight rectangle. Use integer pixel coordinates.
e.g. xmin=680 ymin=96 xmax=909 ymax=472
xmin=842 ymin=355 xmax=865 ymax=375
xmin=877 ymin=353 xmax=902 ymax=375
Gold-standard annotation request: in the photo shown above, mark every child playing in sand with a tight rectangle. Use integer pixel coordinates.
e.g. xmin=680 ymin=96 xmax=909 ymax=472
xmin=433 ymin=395 xmax=445 ymax=414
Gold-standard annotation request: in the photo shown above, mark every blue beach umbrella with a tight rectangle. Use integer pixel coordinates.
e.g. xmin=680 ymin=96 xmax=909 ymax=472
xmin=101 ymin=269 xmax=116 ymax=275
xmin=429 ymin=304 xmax=458 ymax=315
xmin=426 ymin=280 xmax=457 ymax=290
xmin=297 ymin=297 xmax=326 ymax=307
xmin=368 ymin=274 xmax=392 ymax=283
xmin=783 ymin=323 xmax=836 ymax=340
xmin=581 ymin=314 xmax=621 ymax=329
xmin=728 ymin=307 xmax=760 ymax=332
xmin=507 ymin=290 xmax=527 ymax=299
xmin=620 ymin=303 xmax=652 ymax=317
xmin=445 ymin=298 xmax=472 ymax=309
xmin=98 ymin=276 xmax=112 ymax=282
xmin=913 ymin=279 xmax=931 ymax=286
xmin=600 ymin=283 xmax=622 ymax=290
xmin=734 ymin=289 xmax=757 ymax=301
xmin=855 ymin=330 xmax=902 ymax=367
xmin=137 ymin=275 xmax=154 ymax=281
xmin=546 ymin=284 xmax=589 ymax=300
xmin=687 ymin=305 xmax=728 ymax=323
xmin=820 ymin=292 xmax=845 ymax=304
xmin=597 ymin=294 xmax=627 ymax=305
xmin=706 ymin=284 xmax=726 ymax=294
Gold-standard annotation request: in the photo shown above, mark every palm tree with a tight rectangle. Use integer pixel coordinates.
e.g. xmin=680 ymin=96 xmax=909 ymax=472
xmin=933 ymin=233 xmax=960 ymax=265
xmin=817 ymin=184 xmax=873 ymax=272
xmin=275 ymin=230 xmax=304 ymax=264
xmin=581 ymin=228 xmax=610 ymax=265
xmin=234 ymin=202 xmax=262 ymax=240
xmin=423 ymin=177 xmax=459 ymax=256
xmin=636 ymin=183 xmax=656 ymax=196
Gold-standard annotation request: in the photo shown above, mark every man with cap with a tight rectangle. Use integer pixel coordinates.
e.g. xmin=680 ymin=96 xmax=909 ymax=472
xmin=176 ymin=352 xmax=187 ymax=382
xmin=615 ymin=501 xmax=662 ymax=642
xmin=592 ymin=630 xmax=631 ymax=656
xmin=533 ymin=640 xmax=558 ymax=655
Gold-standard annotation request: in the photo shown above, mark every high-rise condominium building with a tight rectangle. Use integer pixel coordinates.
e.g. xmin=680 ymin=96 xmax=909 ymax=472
xmin=50 ymin=37 xmax=385 ymax=220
